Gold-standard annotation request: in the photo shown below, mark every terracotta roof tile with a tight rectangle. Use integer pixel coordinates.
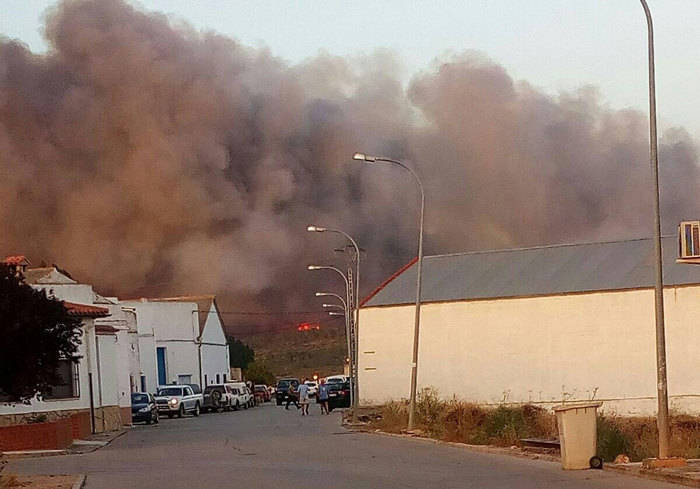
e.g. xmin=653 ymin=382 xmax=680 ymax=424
xmin=63 ymin=301 xmax=110 ymax=318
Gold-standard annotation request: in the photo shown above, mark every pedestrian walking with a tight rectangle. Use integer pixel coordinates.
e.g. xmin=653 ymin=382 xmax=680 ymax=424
xmin=297 ymin=378 xmax=310 ymax=416
xmin=318 ymin=378 xmax=329 ymax=415
xmin=285 ymin=381 xmax=299 ymax=410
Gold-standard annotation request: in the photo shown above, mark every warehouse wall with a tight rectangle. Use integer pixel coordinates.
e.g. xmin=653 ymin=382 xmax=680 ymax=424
xmin=358 ymin=285 xmax=700 ymax=415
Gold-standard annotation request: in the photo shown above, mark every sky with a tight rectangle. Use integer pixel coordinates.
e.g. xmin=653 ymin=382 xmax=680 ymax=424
xmin=2 ymin=0 xmax=699 ymax=139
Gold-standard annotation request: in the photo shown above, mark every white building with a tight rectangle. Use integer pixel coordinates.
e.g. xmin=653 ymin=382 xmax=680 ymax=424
xmin=358 ymin=237 xmax=700 ymax=416
xmin=121 ymin=295 xmax=230 ymax=391
xmin=0 ymin=261 xmax=125 ymax=435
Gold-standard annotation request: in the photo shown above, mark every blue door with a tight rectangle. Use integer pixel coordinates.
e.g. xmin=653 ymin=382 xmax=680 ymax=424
xmin=156 ymin=347 xmax=167 ymax=386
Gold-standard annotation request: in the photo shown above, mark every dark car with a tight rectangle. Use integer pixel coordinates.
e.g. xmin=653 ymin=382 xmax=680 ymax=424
xmin=131 ymin=392 xmax=158 ymax=424
xmin=327 ymin=381 xmax=351 ymax=411
xmin=275 ymin=378 xmax=300 ymax=406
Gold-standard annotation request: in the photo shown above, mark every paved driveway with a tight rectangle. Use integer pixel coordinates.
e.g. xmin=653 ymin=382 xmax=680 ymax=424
xmin=8 ymin=403 xmax=683 ymax=489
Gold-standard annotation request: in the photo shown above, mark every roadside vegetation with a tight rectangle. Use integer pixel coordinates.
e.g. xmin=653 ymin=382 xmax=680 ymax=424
xmin=366 ymin=388 xmax=700 ymax=462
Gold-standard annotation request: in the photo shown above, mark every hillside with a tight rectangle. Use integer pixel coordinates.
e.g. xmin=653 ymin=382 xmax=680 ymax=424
xmin=240 ymin=322 xmax=348 ymax=380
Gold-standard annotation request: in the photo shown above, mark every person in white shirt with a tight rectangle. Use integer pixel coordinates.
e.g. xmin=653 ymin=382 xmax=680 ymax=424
xmin=297 ymin=378 xmax=310 ymax=416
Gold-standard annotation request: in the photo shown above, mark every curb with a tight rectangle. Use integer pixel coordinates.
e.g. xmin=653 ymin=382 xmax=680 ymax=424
xmin=72 ymin=474 xmax=87 ymax=489
xmin=1 ymin=430 xmax=126 ymax=459
xmin=1 ymin=449 xmax=68 ymax=459
xmin=345 ymin=426 xmax=560 ymax=463
xmin=604 ymin=462 xmax=700 ymax=488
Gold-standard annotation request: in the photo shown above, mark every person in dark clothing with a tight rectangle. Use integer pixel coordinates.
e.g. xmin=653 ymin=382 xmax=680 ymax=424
xmin=285 ymin=381 xmax=299 ymax=410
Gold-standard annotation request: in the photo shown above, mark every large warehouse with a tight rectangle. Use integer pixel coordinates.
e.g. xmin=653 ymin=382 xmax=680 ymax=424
xmin=358 ymin=236 xmax=700 ymax=415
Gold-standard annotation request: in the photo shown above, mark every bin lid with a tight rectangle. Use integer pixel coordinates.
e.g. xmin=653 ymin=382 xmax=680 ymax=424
xmin=552 ymin=401 xmax=602 ymax=413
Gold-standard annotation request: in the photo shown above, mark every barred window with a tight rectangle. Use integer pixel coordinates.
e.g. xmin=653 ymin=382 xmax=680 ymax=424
xmin=45 ymin=360 xmax=80 ymax=399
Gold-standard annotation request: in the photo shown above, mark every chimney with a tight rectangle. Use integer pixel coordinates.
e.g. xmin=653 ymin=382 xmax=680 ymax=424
xmin=3 ymin=255 xmax=31 ymax=276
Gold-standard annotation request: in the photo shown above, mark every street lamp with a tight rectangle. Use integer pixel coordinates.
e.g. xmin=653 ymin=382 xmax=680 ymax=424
xmin=353 ymin=152 xmax=425 ymax=432
xmin=639 ymin=0 xmax=670 ymax=459
xmin=309 ymin=264 xmax=354 ymax=406
xmin=308 ymin=226 xmax=362 ymax=422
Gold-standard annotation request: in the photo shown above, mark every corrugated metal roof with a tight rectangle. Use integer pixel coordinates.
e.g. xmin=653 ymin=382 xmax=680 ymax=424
xmin=363 ymin=236 xmax=700 ymax=307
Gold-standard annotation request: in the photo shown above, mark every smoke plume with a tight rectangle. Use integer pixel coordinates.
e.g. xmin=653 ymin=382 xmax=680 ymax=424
xmin=1 ymin=0 xmax=698 ymax=331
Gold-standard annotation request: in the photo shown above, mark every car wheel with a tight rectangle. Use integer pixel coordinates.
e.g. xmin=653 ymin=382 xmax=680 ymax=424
xmin=146 ymin=416 xmax=152 ymax=425
xmin=178 ymin=405 xmax=185 ymax=418
xmin=276 ymin=399 xmax=282 ymax=406
xmin=243 ymin=401 xmax=248 ymax=410
xmin=193 ymin=403 xmax=200 ymax=417
xmin=168 ymin=413 xmax=174 ymax=419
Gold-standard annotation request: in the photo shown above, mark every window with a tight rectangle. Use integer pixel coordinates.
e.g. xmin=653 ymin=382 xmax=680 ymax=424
xmin=204 ymin=374 xmax=208 ymax=386
xmin=216 ymin=373 xmax=220 ymax=384
xmin=223 ymin=373 xmax=227 ymax=383
xmin=45 ymin=360 xmax=80 ymax=399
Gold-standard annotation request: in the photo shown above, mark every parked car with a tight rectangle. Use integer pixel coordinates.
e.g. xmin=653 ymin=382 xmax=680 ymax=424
xmin=227 ymin=385 xmax=246 ymax=410
xmin=187 ymin=383 xmax=202 ymax=395
xmin=155 ymin=385 xmax=203 ymax=418
xmin=226 ymin=382 xmax=253 ymax=409
xmin=254 ymin=384 xmax=270 ymax=402
xmin=131 ymin=392 xmax=158 ymax=424
xmin=327 ymin=381 xmax=351 ymax=411
xmin=275 ymin=378 xmax=300 ymax=406
xmin=324 ymin=375 xmax=348 ymax=385
xmin=202 ymin=384 xmax=235 ymax=413
xmin=304 ymin=380 xmax=318 ymax=397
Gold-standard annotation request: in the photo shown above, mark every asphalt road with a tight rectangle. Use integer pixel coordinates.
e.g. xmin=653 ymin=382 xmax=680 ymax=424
xmin=8 ymin=402 xmax=684 ymax=489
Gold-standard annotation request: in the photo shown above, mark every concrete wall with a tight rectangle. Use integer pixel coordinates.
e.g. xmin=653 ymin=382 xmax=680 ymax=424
xmin=0 ymin=319 xmax=97 ymax=417
xmin=200 ymin=303 xmax=230 ymax=386
xmin=358 ymin=286 xmax=700 ymax=415
xmin=123 ymin=301 xmax=201 ymax=387
xmin=138 ymin=334 xmax=158 ymax=393
xmin=32 ymin=283 xmax=95 ymax=305
xmin=96 ymin=334 xmax=119 ymax=407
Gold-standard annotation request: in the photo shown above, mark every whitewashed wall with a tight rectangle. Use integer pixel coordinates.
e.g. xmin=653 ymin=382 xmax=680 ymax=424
xmin=358 ymin=286 xmax=700 ymax=415
xmin=200 ymin=303 xmax=230 ymax=385
xmin=122 ymin=301 xmax=200 ymax=387
xmin=0 ymin=319 xmax=98 ymax=415
xmin=96 ymin=334 xmax=119 ymax=407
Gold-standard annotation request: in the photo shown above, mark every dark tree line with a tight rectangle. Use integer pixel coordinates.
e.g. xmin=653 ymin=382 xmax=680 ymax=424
xmin=226 ymin=335 xmax=254 ymax=369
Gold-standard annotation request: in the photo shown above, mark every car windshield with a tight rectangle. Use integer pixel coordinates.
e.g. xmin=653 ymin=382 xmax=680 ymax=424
xmin=131 ymin=393 xmax=149 ymax=404
xmin=255 ymin=386 xmax=265 ymax=391
xmin=204 ymin=386 xmax=223 ymax=393
xmin=277 ymin=380 xmax=290 ymax=388
xmin=157 ymin=387 xmax=183 ymax=396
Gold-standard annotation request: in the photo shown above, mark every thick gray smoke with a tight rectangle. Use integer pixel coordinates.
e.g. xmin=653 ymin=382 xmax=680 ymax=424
xmin=1 ymin=0 xmax=698 ymax=331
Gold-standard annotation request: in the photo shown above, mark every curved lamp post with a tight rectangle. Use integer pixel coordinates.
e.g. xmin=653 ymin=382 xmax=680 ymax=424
xmin=353 ymin=152 xmax=425 ymax=431
xmin=639 ymin=0 xmax=669 ymax=459
xmin=308 ymin=226 xmax=361 ymax=422
xmin=309 ymin=265 xmax=354 ymax=401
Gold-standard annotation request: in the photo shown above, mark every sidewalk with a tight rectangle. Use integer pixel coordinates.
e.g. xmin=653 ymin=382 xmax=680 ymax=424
xmin=2 ymin=429 xmax=125 ymax=459
xmin=606 ymin=459 xmax=700 ymax=488
xmin=345 ymin=418 xmax=700 ymax=488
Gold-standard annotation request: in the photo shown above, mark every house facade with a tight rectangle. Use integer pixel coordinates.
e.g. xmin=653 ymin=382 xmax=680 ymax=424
xmin=0 ymin=263 xmax=132 ymax=441
xmin=121 ymin=295 xmax=229 ymax=391
xmin=358 ymin=237 xmax=700 ymax=416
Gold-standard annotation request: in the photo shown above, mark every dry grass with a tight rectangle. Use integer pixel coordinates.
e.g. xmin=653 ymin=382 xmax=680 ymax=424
xmin=369 ymin=388 xmax=700 ymax=462
xmin=371 ymin=388 xmax=556 ymax=446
